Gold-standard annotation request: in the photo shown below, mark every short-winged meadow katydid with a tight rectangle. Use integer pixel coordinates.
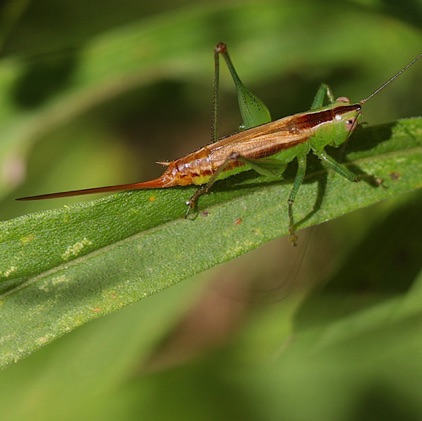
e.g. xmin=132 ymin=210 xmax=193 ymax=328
xmin=18 ymin=43 xmax=421 ymax=244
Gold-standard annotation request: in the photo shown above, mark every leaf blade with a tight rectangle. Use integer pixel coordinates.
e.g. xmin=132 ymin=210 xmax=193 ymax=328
xmin=0 ymin=118 xmax=421 ymax=368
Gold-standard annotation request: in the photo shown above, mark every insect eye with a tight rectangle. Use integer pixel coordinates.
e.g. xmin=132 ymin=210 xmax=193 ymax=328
xmin=346 ymin=118 xmax=356 ymax=131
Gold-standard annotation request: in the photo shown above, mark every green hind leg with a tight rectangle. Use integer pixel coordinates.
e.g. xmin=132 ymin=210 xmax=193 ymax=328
xmin=311 ymin=83 xmax=336 ymax=109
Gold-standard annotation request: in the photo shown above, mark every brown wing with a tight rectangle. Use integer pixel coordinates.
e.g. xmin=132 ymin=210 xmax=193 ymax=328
xmin=205 ymin=112 xmax=315 ymax=164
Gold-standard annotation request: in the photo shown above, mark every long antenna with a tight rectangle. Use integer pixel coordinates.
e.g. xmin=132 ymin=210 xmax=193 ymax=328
xmin=360 ymin=53 xmax=421 ymax=105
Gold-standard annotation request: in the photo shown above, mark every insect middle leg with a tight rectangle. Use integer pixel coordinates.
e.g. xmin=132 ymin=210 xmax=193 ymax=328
xmin=287 ymin=153 xmax=307 ymax=246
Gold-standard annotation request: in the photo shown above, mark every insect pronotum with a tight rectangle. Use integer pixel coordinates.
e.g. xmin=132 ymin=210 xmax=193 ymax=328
xmin=18 ymin=44 xmax=421 ymax=244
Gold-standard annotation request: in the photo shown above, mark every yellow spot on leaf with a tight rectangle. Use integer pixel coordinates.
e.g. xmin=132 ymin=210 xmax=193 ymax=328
xmin=61 ymin=238 xmax=93 ymax=261
xmin=3 ymin=266 xmax=17 ymax=278
xmin=20 ymin=234 xmax=35 ymax=245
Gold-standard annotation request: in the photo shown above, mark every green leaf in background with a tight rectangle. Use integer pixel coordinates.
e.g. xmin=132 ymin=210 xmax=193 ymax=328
xmin=0 ymin=1 xmax=421 ymax=420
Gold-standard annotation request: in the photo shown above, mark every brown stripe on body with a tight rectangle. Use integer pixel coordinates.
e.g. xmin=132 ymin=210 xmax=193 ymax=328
xmin=164 ymin=104 xmax=361 ymax=185
xmin=291 ymin=105 xmax=360 ymax=131
xmin=244 ymin=137 xmax=307 ymax=159
xmin=165 ymin=148 xmax=214 ymax=185
xmin=164 ymin=145 xmax=247 ymax=186
xmin=245 ymin=104 xmax=361 ymax=159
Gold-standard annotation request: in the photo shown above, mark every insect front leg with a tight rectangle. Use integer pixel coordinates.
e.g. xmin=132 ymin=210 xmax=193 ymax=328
xmin=317 ymin=149 xmax=384 ymax=187
xmin=316 ymin=150 xmax=359 ymax=182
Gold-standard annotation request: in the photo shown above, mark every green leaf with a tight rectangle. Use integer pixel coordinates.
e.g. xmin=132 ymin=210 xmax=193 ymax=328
xmin=0 ymin=117 xmax=421 ymax=368
xmin=1 ymin=1 xmax=420 ymax=200
xmin=0 ymin=0 xmax=421 ymax=374
xmin=0 ymin=1 xmax=421 ymax=419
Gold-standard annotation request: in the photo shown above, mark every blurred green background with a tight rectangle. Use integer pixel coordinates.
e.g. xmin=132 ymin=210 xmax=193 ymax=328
xmin=0 ymin=0 xmax=421 ymax=420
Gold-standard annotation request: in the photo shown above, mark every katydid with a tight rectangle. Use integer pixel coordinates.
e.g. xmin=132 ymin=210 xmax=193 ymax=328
xmin=18 ymin=43 xmax=421 ymax=244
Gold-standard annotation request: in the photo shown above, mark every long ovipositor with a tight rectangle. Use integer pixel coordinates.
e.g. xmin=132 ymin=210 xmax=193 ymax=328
xmin=17 ymin=103 xmax=360 ymax=201
xmin=16 ymin=44 xmax=420 ymax=244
